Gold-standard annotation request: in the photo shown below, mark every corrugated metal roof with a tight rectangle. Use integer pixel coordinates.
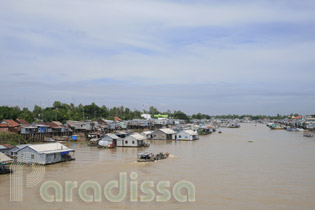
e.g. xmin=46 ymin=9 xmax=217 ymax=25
xmin=16 ymin=119 xmax=29 ymax=125
xmin=106 ymin=134 xmax=120 ymax=139
xmin=159 ymin=128 xmax=176 ymax=134
xmin=130 ymin=133 xmax=146 ymax=140
xmin=142 ymin=131 xmax=153 ymax=135
xmin=183 ymin=130 xmax=198 ymax=135
xmin=52 ymin=121 xmax=63 ymax=126
xmin=16 ymin=144 xmax=30 ymax=149
xmin=0 ymin=152 xmax=12 ymax=163
xmin=28 ymin=143 xmax=74 ymax=154
xmin=1 ymin=120 xmax=20 ymax=127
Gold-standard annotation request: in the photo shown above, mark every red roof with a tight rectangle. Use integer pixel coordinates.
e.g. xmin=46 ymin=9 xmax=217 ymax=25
xmin=291 ymin=116 xmax=302 ymax=119
xmin=16 ymin=119 xmax=30 ymax=125
xmin=0 ymin=144 xmax=14 ymax=149
xmin=0 ymin=123 xmax=8 ymax=128
xmin=41 ymin=122 xmax=60 ymax=128
xmin=0 ymin=120 xmax=20 ymax=128
xmin=114 ymin=116 xmax=122 ymax=121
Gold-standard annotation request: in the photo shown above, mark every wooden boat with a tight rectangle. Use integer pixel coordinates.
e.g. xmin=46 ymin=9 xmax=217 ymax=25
xmin=304 ymin=133 xmax=313 ymax=137
xmin=44 ymin=138 xmax=56 ymax=142
xmin=228 ymin=124 xmax=240 ymax=128
xmin=137 ymin=152 xmax=170 ymax=162
xmin=270 ymin=124 xmax=284 ymax=130
xmin=0 ymin=165 xmax=12 ymax=174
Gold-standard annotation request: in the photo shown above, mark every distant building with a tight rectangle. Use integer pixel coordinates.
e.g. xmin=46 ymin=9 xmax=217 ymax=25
xmin=15 ymin=119 xmax=30 ymax=126
xmin=141 ymin=114 xmax=151 ymax=120
xmin=0 ymin=120 xmax=20 ymax=133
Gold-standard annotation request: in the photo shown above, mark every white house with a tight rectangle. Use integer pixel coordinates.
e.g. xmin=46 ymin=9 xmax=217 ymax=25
xmin=117 ymin=133 xmax=146 ymax=147
xmin=176 ymin=130 xmax=199 ymax=141
xmin=151 ymin=128 xmax=176 ymax=140
xmin=140 ymin=131 xmax=153 ymax=140
xmin=9 ymin=143 xmax=75 ymax=165
xmin=98 ymin=134 xmax=121 ymax=148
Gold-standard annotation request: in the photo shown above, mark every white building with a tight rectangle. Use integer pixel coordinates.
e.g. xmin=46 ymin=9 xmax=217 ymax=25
xmin=141 ymin=114 xmax=152 ymax=120
xmin=176 ymin=130 xmax=199 ymax=141
xmin=9 ymin=143 xmax=75 ymax=165
xmin=117 ymin=133 xmax=146 ymax=147
xmin=152 ymin=128 xmax=176 ymax=140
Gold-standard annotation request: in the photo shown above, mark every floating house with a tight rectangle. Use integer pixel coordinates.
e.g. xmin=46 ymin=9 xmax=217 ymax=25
xmin=176 ymin=130 xmax=199 ymax=141
xmin=98 ymin=134 xmax=121 ymax=148
xmin=9 ymin=143 xmax=75 ymax=165
xmin=141 ymin=131 xmax=153 ymax=140
xmin=117 ymin=133 xmax=147 ymax=147
xmin=151 ymin=128 xmax=176 ymax=140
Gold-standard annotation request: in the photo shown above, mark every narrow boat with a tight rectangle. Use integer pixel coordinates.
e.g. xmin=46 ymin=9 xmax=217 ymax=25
xmin=44 ymin=138 xmax=56 ymax=142
xmin=137 ymin=152 xmax=170 ymax=162
xmin=0 ymin=165 xmax=12 ymax=174
xmin=304 ymin=133 xmax=313 ymax=138
xmin=270 ymin=124 xmax=284 ymax=130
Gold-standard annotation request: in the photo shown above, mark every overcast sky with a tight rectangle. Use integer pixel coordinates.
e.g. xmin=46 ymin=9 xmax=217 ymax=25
xmin=0 ymin=0 xmax=315 ymax=115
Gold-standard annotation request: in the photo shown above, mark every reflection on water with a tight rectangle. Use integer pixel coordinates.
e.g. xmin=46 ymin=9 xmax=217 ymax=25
xmin=1 ymin=124 xmax=315 ymax=210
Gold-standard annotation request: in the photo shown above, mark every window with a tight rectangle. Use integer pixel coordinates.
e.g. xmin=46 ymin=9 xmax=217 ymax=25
xmin=179 ymin=135 xmax=181 ymax=138
xmin=125 ymin=141 xmax=128 ymax=144
xmin=54 ymin=153 xmax=56 ymax=159
xmin=132 ymin=141 xmax=135 ymax=144
xmin=31 ymin=154 xmax=34 ymax=159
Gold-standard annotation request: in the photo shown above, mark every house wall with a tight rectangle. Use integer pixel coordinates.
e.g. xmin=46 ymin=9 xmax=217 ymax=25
xmin=15 ymin=147 xmax=46 ymax=164
xmin=0 ymin=128 xmax=8 ymax=132
xmin=152 ymin=130 xmax=176 ymax=140
xmin=117 ymin=136 xmax=142 ymax=147
xmin=152 ymin=130 xmax=166 ymax=140
xmin=176 ymin=132 xmax=193 ymax=140
xmin=117 ymin=139 xmax=123 ymax=147
xmin=45 ymin=153 xmax=61 ymax=164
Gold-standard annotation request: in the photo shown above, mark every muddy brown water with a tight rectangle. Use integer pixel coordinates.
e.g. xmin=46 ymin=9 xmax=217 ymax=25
xmin=1 ymin=124 xmax=315 ymax=210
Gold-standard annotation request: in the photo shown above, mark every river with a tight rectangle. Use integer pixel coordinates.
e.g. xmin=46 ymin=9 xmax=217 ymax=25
xmin=1 ymin=123 xmax=315 ymax=210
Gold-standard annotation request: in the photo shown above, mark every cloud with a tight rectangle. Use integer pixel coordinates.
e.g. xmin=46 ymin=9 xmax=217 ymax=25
xmin=0 ymin=0 xmax=315 ymax=114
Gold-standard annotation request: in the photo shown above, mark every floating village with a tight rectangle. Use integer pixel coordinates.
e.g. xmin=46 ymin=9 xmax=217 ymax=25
xmin=1 ymin=114 xmax=315 ymax=174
